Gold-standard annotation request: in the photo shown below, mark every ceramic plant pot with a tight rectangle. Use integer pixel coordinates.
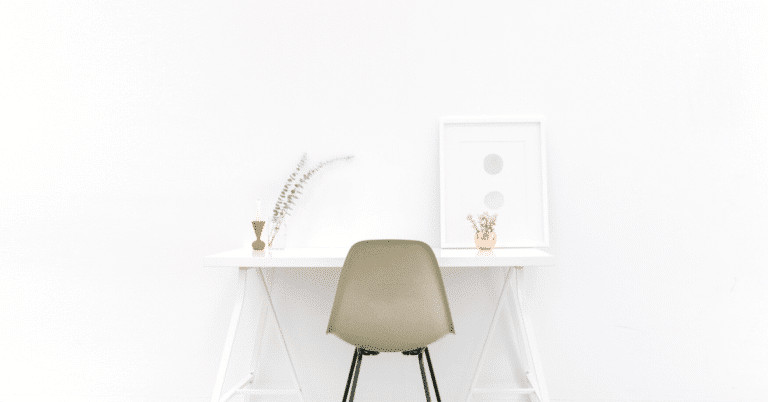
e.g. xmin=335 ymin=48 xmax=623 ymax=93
xmin=474 ymin=232 xmax=497 ymax=250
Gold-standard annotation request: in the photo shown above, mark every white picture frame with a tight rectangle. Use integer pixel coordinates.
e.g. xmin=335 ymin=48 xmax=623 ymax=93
xmin=439 ymin=116 xmax=549 ymax=248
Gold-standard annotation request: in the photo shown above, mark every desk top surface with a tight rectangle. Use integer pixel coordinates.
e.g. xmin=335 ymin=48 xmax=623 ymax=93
xmin=204 ymin=247 xmax=555 ymax=268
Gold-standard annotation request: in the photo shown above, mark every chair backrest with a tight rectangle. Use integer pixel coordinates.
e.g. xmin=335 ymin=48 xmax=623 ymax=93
xmin=327 ymin=240 xmax=454 ymax=352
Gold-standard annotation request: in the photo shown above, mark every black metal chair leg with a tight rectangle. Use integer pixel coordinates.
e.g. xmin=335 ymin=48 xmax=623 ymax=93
xmin=348 ymin=348 xmax=364 ymax=401
xmin=424 ymin=347 xmax=442 ymax=402
xmin=418 ymin=349 xmax=432 ymax=402
xmin=342 ymin=348 xmax=359 ymax=402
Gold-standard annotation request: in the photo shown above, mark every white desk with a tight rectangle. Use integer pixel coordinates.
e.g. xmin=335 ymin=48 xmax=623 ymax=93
xmin=205 ymin=247 xmax=555 ymax=402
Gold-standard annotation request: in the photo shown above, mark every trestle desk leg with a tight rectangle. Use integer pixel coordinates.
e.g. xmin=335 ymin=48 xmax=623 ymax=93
xmin=257 ymin=267 xmax=305 ymax=401
xmin=465 ymin=267 xmax=514 ymax=402
xmin=507 ymin=267 xmax=550 ymax=402
xmin=249 ymin=269 xmax=273 ymax=381
xmin=211 ymin=268 xmax=249 ymax=402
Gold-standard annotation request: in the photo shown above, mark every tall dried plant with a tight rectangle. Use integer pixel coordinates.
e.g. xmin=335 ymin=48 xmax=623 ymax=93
xmin=268 ymin=153 xmax=354 ymax=247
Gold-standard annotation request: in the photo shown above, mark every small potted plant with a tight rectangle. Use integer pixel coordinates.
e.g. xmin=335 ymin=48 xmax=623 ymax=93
xmin=467 ymin=212 xmax=498 ymax=250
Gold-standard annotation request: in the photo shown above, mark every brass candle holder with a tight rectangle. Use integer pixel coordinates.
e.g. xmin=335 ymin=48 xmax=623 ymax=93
xmin=251 ymin=220 xmax=266 ymax=251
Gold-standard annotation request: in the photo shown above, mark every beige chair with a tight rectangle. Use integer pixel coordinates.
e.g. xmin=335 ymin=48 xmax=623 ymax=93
xmin=327 ymin=240 xmax=454 ymax=401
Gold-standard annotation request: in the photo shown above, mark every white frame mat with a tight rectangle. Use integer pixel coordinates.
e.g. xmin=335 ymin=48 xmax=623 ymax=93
xmin=439 ymin=116 xmax=549 ymax=248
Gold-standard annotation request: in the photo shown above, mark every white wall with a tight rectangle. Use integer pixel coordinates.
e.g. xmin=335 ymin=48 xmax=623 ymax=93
xmin=2 ymin=0 xmax=767 ymax=401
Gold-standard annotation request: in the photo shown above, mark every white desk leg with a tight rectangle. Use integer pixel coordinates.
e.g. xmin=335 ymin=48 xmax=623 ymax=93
xmin=257 ymin=268 xmax=305 ymax=401
xmin=211 ymin=268 xmax=250 ymax=402
xmin=466 ymin=267 xmax=514 ymax=402
xmin=508 ymin=267 xmax=550 ymax=402
xmin=466 ymin=266 xmax=549 ymax=402
xmin=249 ymin=268 xmax=274 ymax=381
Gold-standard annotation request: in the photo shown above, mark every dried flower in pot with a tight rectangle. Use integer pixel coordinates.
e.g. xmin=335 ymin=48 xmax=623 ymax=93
xmin=467 ymin=212 xmax=498 ymax=250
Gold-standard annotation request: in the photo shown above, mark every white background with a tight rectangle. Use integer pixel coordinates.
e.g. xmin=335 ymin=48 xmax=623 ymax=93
xmin=1 ymin=1 xmax=767 ymax=401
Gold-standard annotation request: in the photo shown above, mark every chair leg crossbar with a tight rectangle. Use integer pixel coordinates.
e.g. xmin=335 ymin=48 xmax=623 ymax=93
xmin=342 ymin=347 xmax=442 ymax=402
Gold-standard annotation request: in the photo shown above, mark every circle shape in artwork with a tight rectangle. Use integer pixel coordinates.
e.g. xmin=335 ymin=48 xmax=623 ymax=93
xmin=483 ymin=153 xmax=504 ymax=175
xmin=484 ymin=191 xmax=505 ymax=210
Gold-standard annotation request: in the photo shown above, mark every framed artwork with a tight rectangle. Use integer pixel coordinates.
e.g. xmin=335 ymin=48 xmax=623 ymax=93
xmin=439 ymin=116 xmax=549 ymax=248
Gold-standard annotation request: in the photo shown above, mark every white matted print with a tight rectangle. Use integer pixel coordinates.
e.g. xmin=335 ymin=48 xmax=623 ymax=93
xmin=440 ymin=117 xmax=549 ymax=248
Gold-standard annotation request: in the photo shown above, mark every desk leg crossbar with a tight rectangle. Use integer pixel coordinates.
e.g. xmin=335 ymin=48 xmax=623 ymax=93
xmin=466 ymin=267 xmax=549 ymax=402
xmin=211 ymin=268 xmax=304 ymax=402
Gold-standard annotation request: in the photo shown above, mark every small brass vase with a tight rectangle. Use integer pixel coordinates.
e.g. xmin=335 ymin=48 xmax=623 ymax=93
xmin=251 ymin=220 xmax=266 ymax=251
